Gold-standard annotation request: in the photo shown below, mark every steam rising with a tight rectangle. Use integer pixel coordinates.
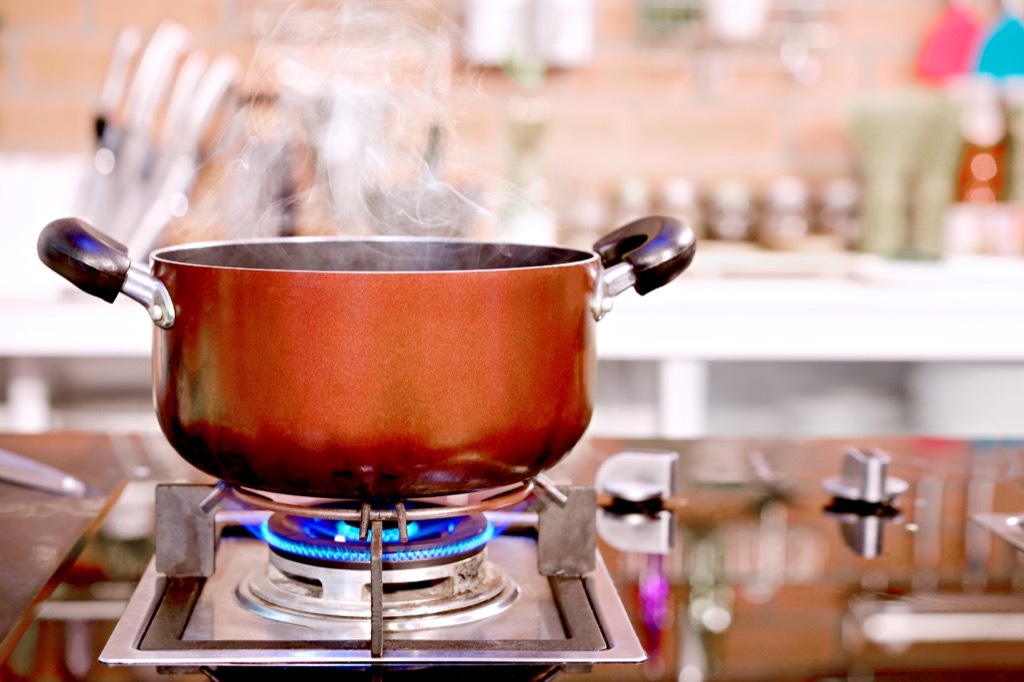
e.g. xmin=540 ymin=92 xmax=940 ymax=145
xmin=182 ymin=0 xmax=497 ymax=247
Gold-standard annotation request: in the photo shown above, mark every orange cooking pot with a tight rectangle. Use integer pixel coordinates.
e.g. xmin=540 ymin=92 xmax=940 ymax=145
xmin=38 ymin=216 xmax=695 ymax=499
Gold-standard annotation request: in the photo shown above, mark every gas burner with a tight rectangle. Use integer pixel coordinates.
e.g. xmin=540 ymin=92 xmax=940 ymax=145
xmin=257 ymin=509 xmax=496 ymax=568
xmin=237 ymin=508 xmax=517 ymax=629
xmin=101 ymin=481 xmax=644 ymax=671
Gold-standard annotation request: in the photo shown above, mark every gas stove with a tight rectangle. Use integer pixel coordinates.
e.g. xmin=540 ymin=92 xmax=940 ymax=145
xmin=100 ymin=477 xmax=645 ymax=676
xmin=10 ymin=435 xmax=1024 ymax=681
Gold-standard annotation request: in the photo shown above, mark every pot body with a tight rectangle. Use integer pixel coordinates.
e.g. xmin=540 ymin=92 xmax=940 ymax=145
xmin=149 ymin=239 xmax=599 ymax=499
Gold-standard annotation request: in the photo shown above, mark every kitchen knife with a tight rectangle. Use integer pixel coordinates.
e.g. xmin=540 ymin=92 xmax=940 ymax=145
xmin=0 ymin=447 xmax=88 ymax=498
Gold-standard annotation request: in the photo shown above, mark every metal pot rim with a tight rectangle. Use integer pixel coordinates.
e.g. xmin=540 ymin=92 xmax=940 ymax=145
xmin=150 ymin=235 xmax=599 ymax=275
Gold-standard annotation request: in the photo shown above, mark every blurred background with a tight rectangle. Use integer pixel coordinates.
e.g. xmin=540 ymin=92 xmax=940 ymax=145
xmin=1 ymin=0 xmax=1024 ymax=439
xmin=6 ymin=4 xmax=1024 ymax=682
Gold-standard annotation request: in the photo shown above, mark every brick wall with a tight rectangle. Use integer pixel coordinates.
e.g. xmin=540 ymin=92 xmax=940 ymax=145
xmin=0 ymin=0 xmax=980 ymax=193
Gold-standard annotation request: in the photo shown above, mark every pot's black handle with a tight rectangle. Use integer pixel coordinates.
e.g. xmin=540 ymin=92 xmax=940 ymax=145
xmin=37 ymin=217 xmax=176 ymax=328
xmin=38 ymin=217 xmax=131 ymax=303
xmin=594 ymin=215 xmax=696 ymax=295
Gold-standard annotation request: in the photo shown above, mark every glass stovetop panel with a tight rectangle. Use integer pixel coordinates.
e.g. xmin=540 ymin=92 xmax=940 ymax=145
xmin=560 ymin=437 xmax=1024 ymax=681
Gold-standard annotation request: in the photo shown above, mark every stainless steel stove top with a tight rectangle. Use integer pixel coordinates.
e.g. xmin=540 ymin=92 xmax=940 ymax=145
xmin=101 ymin=494 xmax=644 ymax=672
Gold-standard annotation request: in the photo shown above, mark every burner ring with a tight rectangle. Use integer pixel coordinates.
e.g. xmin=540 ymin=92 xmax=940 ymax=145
xmin=240 ymin=549 xmax=519 ymax=629
xmin=260 ymin=511 xmax=495 ymax=569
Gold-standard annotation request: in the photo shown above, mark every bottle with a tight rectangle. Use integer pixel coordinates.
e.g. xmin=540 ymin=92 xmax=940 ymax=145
xmin=956 ymin=77 xmax=1007 ymax=203
xmin=659 ymin=177 xmax=704 ymax=240
xmin=707 ymin=179 xmax=755 ymax=242
xmin=758 ymin=176 xmax=811 ymax=250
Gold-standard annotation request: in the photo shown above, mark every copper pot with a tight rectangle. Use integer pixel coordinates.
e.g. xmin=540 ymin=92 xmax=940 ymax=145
xmin=38 ymin=217 xmax=695 ymax=499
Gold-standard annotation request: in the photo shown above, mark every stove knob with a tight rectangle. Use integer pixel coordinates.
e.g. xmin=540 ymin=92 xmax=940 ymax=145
xmin=835 ymin=514 xmax=889 ymax=559
xmin=822 ymin=447 xmax=908 ymax=505
xmin=596 ymin=450 xmax=678 ymax=504
xmin=595 ymin=451 xmax=678 ymax=555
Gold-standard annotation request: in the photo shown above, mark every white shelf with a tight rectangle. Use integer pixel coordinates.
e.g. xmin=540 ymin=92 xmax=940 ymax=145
xmin=7 ymin=259 xmax=1024 ymax=362
xmin=597 ymin=263 xmax=1024 ymax=362
xmin=0 ymin=296 xmax=153 ymax=358
xmin=8 ymin=264 xmax=1024 ymax=437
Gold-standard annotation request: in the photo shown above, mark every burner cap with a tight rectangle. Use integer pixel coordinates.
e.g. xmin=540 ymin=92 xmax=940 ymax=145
xmin=257 ymin=507 xmax=495 ymax=569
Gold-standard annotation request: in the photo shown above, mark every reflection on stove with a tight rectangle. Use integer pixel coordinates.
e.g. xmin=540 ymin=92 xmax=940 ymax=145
xmin=564 ymin=438 xmax=1024 ymax=682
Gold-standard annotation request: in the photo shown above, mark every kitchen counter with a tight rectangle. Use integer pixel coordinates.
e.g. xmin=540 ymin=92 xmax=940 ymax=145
xmin=0 ymin=433 xmax=127 ymax=661
xmin=560 ymin=436 xmax=1024 ymax=681
xmin=602 ymin=259 xmax=1024 ymax=362
xmin=4 ymin=433 xmax=1024 ymax=680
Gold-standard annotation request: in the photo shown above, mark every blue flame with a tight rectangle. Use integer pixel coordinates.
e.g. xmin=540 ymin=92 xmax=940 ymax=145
xmin=330 ymin=520 xmax=421 ymax=543
xmin=255 ymin=517 xmax=496 ymax=564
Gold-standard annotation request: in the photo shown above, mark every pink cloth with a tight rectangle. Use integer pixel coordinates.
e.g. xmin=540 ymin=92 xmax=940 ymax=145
xmin=916 ymin=4 xmax=984 ymax=83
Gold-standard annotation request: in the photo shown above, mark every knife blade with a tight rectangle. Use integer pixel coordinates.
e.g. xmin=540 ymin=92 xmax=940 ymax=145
xmin=0 ymin=447 xmax=88 ymax=498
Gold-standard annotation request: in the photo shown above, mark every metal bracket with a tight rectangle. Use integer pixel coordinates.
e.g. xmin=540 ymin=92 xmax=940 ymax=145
xmin=533 ymin=473 xmax=569 ymax=506
xmin=369 ymin=518 xmax=384 ymax=658
xmin=356 ymin=500 xmax=409 ymax=658
xmin=973 ymin=513 xmax=1024 ymax=554
xmin=537 ymin=486 xmax=596 ymax=577
xmin=121 ymin=261 xmax=176 ymax=329
xmin=155 ymin=484 xmax=218 ymax=577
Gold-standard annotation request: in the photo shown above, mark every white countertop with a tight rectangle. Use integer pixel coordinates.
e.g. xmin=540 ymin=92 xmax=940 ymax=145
xmin=598 ymin=260 xmax=1024 ymax=361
